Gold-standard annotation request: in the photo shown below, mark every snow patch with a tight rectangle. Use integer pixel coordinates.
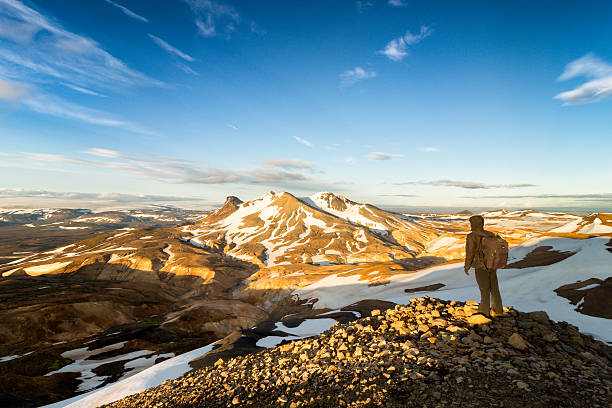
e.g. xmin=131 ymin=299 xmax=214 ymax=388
xmin=42 ymin=343 xmax=217 ymax=408
xmin=23 ymin=261 xmax=72 ymax=276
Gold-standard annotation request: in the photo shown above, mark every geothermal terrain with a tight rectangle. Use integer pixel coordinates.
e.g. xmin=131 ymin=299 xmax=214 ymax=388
xmin=0 ymin=192 xmax=610 ymax=407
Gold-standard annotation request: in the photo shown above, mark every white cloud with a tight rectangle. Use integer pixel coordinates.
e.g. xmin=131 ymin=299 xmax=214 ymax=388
xmin=388 ymin=0 xmax=406 ymax=6
xmin=103 ymin=0 xmax=149 ymax=23
xmin=558 ymin=53 xmax=612 ymax=81
xmin=0 ymin=79 xmax=27 ymax=100
xmin=265 ymin=158 xmax=313 ymax=169
xmin=175 ymin=62 xmax=199 ymax=75
xmin=196 ymin=15 xmax=216 ymax=37
xmin=293 ymin=136 xmax=314 ymax=148
xmin=344 ymin=157 xmax=357 ymax=165
xmin=22 ymin=93 xmax=157 ymax=136
xmin=0 ymin=0 xmax=162 ymax=93
xmin=185 ymin=0 xmax=240 ymax=38
xmin=62 ymin=83 xmax=106 ymax=97
xmin=189 ymin=175 xmax=240 ymax=184
xmin=420 ymin=147 xmax=439 ymax=152
xmin=463 ymin=193 xmax=612 ymax=202
xmin=247 ymin=169 xmax=310 ymax=183
xmin=379 ymin=25 xmax=432 ymax=61
xmin=5 ymin=149 xmax=326 ymax=187
xmin=394 ymin=180 xmax=536 ymax=189
xmin=368 ymin=152 xmax=404 ymax=160
xmin=249 ymin=21 xmax=266 ymax=36
xmin=355 ymin=1 xmax=374 ymax=12
xmin=340 ymin=67 xmax=377 ymax=86
xmin=227 ymin=123 xmax=238 ymax=131
xmin=0 ymin=188 xmax=202 ymax=203
xmin=83 ymin=148 xmax=124 ymax=158
xmin=148 ymin=34 xmax=195 ymax=62
xmin=12 ymin=150 xmax=239 ymax=184
xmin=555 ymin=53 xmax=612 ymax=105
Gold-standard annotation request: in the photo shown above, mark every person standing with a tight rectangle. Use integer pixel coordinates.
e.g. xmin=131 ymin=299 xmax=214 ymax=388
xmin=464 ymin=215 xmax=503 ymax=316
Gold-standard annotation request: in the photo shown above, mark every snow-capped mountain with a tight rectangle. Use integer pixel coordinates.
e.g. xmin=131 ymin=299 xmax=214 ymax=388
xmin=1 ymin=191 xmax=611 ymax=407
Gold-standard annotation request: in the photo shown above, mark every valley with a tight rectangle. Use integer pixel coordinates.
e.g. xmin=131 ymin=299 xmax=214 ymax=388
xmin=0 ymin=192 xmax=610 ymax=407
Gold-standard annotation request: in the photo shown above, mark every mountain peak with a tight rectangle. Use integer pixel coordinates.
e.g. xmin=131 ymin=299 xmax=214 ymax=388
xmin=201 ymin=195 xmax=244 ymax=223
xmin=223 ymin=196 xmax=243 ymax=208
xmin=310 ymin=191 xmax=351 ymax=212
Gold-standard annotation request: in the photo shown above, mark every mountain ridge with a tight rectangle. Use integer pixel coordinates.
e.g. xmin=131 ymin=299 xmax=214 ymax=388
xmin=1 ymin=191 xmax=611 ymax=407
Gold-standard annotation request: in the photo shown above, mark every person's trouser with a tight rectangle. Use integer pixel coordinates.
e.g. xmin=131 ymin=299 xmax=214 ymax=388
xmin=475 ymin=268 xmax=503 ymax=315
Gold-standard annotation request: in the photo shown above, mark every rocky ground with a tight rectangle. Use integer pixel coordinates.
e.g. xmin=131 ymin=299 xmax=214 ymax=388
xmin=105 ymin=297 xmax=612 ymax=408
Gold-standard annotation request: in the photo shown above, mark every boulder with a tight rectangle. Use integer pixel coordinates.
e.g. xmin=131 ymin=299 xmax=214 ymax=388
xmin=467 ymin=314 xmax=493 ymax=325
xmin=508 ymin=333 xmax=528 ymax=350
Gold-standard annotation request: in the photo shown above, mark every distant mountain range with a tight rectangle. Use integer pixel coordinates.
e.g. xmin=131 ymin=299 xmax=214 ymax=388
xmin=0 ymin=192 xmax=610 ymax=407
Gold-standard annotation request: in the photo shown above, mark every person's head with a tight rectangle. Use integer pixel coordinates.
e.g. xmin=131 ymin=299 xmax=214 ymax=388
xmin=469 ymin=215 xmax=484 ymax=231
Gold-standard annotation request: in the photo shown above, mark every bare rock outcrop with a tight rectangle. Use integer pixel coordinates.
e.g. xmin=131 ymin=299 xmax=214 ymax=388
xmin=105 ymin=297 xmax=612 ymax=408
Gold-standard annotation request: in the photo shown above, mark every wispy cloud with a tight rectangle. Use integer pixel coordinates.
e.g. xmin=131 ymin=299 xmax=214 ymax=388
xmin=185 ymin=0 xmax=240 ymax=38
xmin=249 ymin=21 xmax=266 ymax=36
xmin=419 ymin=147 xmax=439 ymax=152
xmin=22 ymin=93 xmax=157 ymax=136
xmin=3 ymin=148 xmax=327 ymax=187
xmin=103 ymin=0 xmax=149 ymax=23
xmin=461 ymin=193 xmax=612 ymax=202
xmin=379 ymin=25 xmax=432 ymax=61
xmin=344 ymin=157 xmax=357 ymax=165
xmin=0 ymin=188 xmax=203 ymax=204
xmin=265 ymin=158 xmax=313 ymax=169
xmin=62 ymin=83 xmax=106 ymax=97
xmin=0 ymin=78 xmax=28 ymax=100
xmin=247 ymin=169 xmax=310 ymax=184
xmin=148 ymin=34 xmax=195 ymax=62
xmin=340 ymin=67 xmax=377 ymax=86
xmin=195 ymin=15 xmax=216 ymax=37
xmin=388 ymin=0 xmax=406 ymax=6
xmin=368 ymin=152 xmax=404 ymax=160
xmin=393 ymin=180 xmax=536 ymax=189
xmin=293 ymin=136 xmax=314 ymax=148
xmin=83 ymin=148 xmax=124 ymax=158
xmin=175 ymin=62 xmax=199 ymax=75
xmin=10 ymin=149 xmax=242 ymax=184
xmin=227 ymin=123 xmax=238 ymax=131
xmin=555 ymin=53 xmax=612 ymax=105
xmin=0 ymin=0 xmax=162 ymax=93
xmin=377 ymin=194 xmax=417 ymax=197
xmin=355 ymin=1 xmax=374 ymax=13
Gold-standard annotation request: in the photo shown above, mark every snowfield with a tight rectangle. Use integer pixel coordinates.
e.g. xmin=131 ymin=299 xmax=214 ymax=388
xmin=41 ymin=343 xmax=217 ymax=408
xmin=296 ymin=236 xmax=612 ymax=343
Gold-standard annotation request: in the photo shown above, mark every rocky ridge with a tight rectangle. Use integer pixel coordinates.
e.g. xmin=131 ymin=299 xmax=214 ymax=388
xmin=105 ymin=297 xmax=612 ymax=408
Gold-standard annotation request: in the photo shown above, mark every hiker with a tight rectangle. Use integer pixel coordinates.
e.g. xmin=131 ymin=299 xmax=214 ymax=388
xmin=464 ymin=215 xmax=505 ymax=316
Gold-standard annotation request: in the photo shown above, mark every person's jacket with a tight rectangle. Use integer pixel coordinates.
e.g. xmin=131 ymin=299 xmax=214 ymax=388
xmin=464 ymin=229 xmax=496 ymax=270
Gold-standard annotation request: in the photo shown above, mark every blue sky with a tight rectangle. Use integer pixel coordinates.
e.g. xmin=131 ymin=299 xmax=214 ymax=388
xmin=1 ymin=0 xmax=611 ymax=209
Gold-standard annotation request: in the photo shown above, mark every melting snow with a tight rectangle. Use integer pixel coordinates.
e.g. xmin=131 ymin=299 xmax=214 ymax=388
xmin=46 ymin=342 xmax=154 ymax=392
xmin=309 ymin=192 xmax=388 ymax=232
xmin=42 ymin=343 xmax=217 ymax=408
xmin=23 ymin=261 xmax=72 ymax=276
xmin=296 ymin=237 xmax=612 ymax=343
xmin=426 ymin=236 xmax=460 ymax=252
xmin=44 ymin=245 xmax=76 ymax=255
xmin=0 ymin=354 xmax=20 ymax=362
xmin=578 ymin=218 xmax=612 ymax=234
